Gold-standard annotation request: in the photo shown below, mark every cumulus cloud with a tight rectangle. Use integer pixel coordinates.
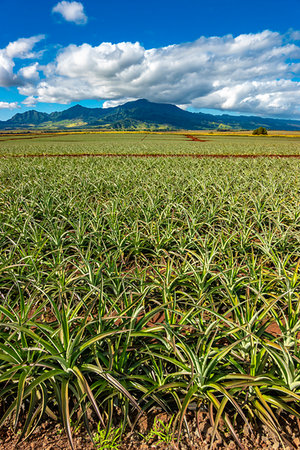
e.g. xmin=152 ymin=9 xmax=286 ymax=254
xmin=6 ymin=35 xmax=45 ymax=59
xmin=0 ymin=101 xmax=19 ymax=109
xmin=103 ymin=98 xmax=138 ymax=108
xmin=290 ymin=30 xmax=300 ymax=41
xmin=21 ymin=96 xmax=38 ymax=107
xmin=1 ymin=30 xmax=299 ymax=117
xmin=19 ymin=30 xmax=300 ymax=117
xmin=0 ymin=35 xmax=44 ymax=88
xmin=52 ymin=1 xmax=87 ymax=25
xmin=0 ymin=51 xmax=16 ymax=87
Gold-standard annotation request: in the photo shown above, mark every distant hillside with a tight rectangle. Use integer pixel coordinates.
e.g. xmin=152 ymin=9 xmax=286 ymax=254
xmin=1 ymin=99 xmax=300 ymax=131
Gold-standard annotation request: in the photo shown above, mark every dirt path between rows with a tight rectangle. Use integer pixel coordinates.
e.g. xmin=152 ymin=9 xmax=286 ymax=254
xmin=1 ymin=153 xmax=300 ymax=158
xmin=184 ymin=134 xmax=208 ymax=142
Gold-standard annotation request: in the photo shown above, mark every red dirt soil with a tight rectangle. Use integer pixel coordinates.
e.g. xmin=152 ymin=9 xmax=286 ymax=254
xmin=2 ymin=411 xmax=300 ymax=450
xmin=184 ymin=134 xmax=208 ymax=142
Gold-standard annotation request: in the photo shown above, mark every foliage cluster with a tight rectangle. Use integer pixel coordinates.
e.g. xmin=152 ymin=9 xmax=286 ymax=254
xmin=1 ymin=132 xmax=300 ymax=157
xmin=252 ymin=127 xmax=268 ymax=135
xmin=0 ymin=137 xmax=300 ymax=448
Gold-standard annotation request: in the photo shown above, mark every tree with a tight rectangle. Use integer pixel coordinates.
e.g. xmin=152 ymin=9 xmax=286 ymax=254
xmin=252 ymin=127 xmax=268 ymax=135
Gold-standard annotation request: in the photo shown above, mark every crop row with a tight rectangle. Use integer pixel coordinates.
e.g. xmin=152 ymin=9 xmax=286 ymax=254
xmin=0 ymin=156 xmax=300 ymax=448
xmin=0 ymin=133 xmax=300 ymax=156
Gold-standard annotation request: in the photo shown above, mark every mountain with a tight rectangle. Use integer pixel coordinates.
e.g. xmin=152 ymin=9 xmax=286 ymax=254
xmin=1 ymin=99 xmax=300 ymax=131
xmin=5 ymin=110 xmax=50 ymax=126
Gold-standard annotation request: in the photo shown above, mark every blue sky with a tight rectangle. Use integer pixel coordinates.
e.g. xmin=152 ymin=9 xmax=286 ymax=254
xmin=0 ymin=0 xmax=300 ymax=120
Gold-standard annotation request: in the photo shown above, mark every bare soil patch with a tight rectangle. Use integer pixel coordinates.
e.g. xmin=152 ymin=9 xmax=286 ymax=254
xmin=184 ymin=134 xmax=208 ymax=142
xmin=1 ymin=412 xmax=300 ymax=450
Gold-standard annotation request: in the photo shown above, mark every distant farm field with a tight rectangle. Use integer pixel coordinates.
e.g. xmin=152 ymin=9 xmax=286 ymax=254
xmin=0 ymin=133 xmax=300 ymax=449
xmin=1 ymin=131 xmax=300 ymax=156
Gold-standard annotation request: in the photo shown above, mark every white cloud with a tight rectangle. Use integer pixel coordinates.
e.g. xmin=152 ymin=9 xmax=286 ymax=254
xmin=19 ymin=30 xmax=300 ymax=117
xmin=52 ymin=1 xmax=87 ymax=25
xmin=0 ymin=30 xmax=299 ymax=117
xmin=6 ymin=35 xmax=45 ymax=59
xmin=0 ymin=50 xmax=16 ymax=87
xmin=0 ymin=35 xmax=44 ymax=88
xmin=290 ymin=30 xmax=300 ymax=41
xmin=0 ymin=101 xmax=19 ymax=109
xmin=103 ymin=98 xmax=138 ymax=108
xmin=18 ymin=63 xmax=40 ymax=82
xmin=21 ymin=96 xmax=38 ymax=107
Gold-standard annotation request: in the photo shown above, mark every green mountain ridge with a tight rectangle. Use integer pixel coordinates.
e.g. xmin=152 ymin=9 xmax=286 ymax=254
xmin=1 ymin=99 xmax=300 ymax=131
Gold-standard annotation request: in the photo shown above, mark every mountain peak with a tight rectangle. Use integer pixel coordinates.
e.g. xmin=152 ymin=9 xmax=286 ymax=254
xmin=6 ymin=109 xmax=49 ymax=125
xmin=67 ymin=104 xmax=87 ymax=111
xmin=119 ymin=98 xmax=150 ymax=109
xmin=1 ymin=99 xmax=300 ymax=131
xmin=134 ymin=99 xmax=149 ymax=104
